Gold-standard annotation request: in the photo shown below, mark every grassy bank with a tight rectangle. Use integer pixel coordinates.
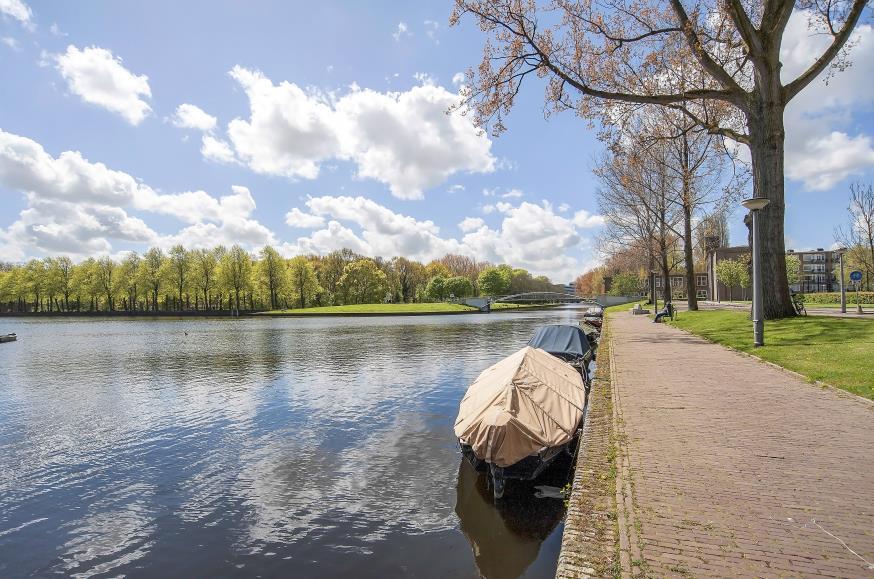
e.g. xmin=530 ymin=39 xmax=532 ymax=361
xmin=258 ymin=302 xmax=557 ymax=316
xmin=604 ymin=300 xmax=646 ymax=314
xmin=667 ymin=310 xmax=874 ymax=400
xmin=259 ymin=303 xmax=476 ymax=315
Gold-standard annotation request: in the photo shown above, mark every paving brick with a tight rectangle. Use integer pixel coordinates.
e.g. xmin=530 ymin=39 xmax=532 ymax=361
xmin=611 ymin=313 xmax=874 ymax=578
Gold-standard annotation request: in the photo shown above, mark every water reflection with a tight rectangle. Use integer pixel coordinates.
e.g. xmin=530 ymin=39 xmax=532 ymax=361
xmin=455 ymin=455 xmax=570 ymax=579
xmin=0 ymin=308 xmax=591 ymax=578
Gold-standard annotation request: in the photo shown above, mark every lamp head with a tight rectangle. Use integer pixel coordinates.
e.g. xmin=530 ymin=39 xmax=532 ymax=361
xmin=741 ymin=197 xmax=770 ymax=211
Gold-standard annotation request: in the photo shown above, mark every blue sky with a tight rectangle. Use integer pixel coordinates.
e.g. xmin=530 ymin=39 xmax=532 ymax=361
xmin=1 ymin=1 xmax=873 ymax=282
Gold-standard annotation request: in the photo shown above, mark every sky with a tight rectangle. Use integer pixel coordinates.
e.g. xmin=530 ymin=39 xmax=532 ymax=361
xmin=1 ymin=1 xmax=873 ymax=283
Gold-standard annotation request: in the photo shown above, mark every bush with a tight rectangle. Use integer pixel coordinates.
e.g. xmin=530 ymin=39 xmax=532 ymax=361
xmin=800 ymin=291 xmax=874 ymax=305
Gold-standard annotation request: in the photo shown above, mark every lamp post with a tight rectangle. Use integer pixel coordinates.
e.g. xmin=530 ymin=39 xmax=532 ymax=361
xmin=837 ymin=248 xmax=847 ymax=314
xmin=742 ymin=197 xmax=770 ymax=347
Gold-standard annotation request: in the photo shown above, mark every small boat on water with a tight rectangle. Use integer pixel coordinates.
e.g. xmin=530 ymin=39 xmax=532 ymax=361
xmin=0 ymin=333 xmax=16 ymax=343
xmin=582 ymin=305 xmax=603 ymax=327
xmin=456 ymin=325 xmax=593 ymax=499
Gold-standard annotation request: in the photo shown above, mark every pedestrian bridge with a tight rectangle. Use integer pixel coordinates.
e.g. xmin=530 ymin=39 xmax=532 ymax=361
xmin=490 ymin=292 xmax=603 ymax=305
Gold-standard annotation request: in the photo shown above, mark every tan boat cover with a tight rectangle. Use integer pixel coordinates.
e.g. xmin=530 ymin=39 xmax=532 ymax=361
xmin=454 ymin=346 xmax=585 ymax=467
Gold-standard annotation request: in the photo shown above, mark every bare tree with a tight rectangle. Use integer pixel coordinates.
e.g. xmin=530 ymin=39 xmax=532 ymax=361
xmin=596 ymin=141 xmax=684 ymax=303
xmin=627 ymin=109 xmax=739 ymax=309
xmin=835 ymin=182 xmax=874 ymax=290
xmin=452 ymin=0 xmax=869 ymax=318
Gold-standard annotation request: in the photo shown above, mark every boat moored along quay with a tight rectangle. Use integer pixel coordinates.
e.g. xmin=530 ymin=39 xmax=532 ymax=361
xmin=455 ymin=323 xmax=595 ymax=499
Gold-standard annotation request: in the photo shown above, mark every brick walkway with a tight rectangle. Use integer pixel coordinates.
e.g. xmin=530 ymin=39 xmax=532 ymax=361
xmin=611 ymin=312 xmax=874 ymax=578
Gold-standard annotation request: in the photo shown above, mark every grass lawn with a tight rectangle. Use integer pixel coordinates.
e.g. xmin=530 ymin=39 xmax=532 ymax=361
xmin=260 ymin=303 xmax=476 ymax=315
xmin=716 ymin=300 xmax=868 ymax=311
xmin=667 ymin=309 xmax=874 ymax=400
xmin=604 ymin=299 xmax=647 ymax=314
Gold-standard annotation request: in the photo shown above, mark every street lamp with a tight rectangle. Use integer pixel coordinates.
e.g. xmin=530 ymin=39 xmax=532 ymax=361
xmin=836 ymin=247 xmax=847 ymax=314
xmin=742 ymin=197 xmax=770 ymax=347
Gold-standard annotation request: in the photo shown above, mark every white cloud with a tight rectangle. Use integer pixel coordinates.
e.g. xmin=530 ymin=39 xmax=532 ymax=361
xmin=413 ymin=71 xmax=436 ymax=85
xmin=558 ymin=203 xmax=570 ymax=213
xmin=424 ymin=20 xmax=440 ymax=43
xmin=781 ymin=13 xmax=874 ymax=190
xmin=0 ymin=0 xmax=31 ymax=26
xmin=1 ymin=36 xmax=19 ymax=51
xmin=54 ymin=45 xmax=152 ymax=125
xmin=786 ymin=132 xmax=874 ymax=190
xmin=451 ymin=72 xmax=465 ymax=86
xmin=483 ymin=187 xmax=523 ymax=198
xmin=49 ymin=22 xmax=66 ymax=36
xmin=572 ymin=209 xmax=605 ymax=228
xmin=283 ymin=196 xmax=599 ymax=282
xmin=392 ymin=22 xmax=411 ymax=42
xmin=226 ymin=65 xmax=338 ymax=179
xmin=221 ymin=67 xmax=495 ymax=199
xmin=458 ymin=217 xmax=485 ymax=232
xmin=285 ymin=207 xmax=325 ymax=229
xmin=335 ymin=84 xmax=495 ymax=199
xmin=0 ymin=128 xmax=275 ymax=257
xmin=200 ymin=134 xmax=237 ymax=164
xmin=447 ymin=184 xmax=465 ymax=193
xmin=461 ymin=201 xmax=586 ymax=282
xmin=171 ymin=103 xmax=217 ymax=131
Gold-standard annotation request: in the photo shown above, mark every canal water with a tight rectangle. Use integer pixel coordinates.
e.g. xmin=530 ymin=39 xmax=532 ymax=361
xmin=0 ymin=306 xmax=591 ymax=578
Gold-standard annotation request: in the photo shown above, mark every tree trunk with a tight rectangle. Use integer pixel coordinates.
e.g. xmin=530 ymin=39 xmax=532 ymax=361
xmin=660 ymin=251 xmax=671 ymax=304
xmin=747 ymin=85 xmax=795 ymax=318
xmin=683 ymin=201 xmax=698 ymax=311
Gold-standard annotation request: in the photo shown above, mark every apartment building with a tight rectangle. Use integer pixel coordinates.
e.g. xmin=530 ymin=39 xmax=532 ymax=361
xmin=703 ymin=245 xmax=839 ymax=301
xmin=645 ymin=272 xmax=711 ymax=300
xmin=789 ymin=248 xmax=838 ymax=293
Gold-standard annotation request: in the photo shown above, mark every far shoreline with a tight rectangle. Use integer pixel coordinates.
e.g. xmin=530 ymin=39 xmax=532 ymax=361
xmin=0 ymin=303 xmax=565 ymax=320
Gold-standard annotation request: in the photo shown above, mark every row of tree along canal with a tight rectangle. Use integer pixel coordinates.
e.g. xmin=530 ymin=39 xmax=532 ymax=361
xmin=0 ymin=245 xmax=567 ymax=314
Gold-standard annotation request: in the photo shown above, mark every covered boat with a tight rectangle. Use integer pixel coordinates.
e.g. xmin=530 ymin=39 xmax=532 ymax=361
xmin=455 ymin=346 xmax=586 ymax=498
xmin=0 ymin=333 xmax=16 ymax=343
xmin=527 ymin=324 xmax=594 ymax=383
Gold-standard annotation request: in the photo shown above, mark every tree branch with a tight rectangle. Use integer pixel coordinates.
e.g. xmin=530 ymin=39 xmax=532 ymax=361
xmin=783 ymin=0 xmax=869 ymax=102
xmin=726 ymin=0 xmax=764 ymax=57
xmin=669 ymin=0 xmax=748 ymax=98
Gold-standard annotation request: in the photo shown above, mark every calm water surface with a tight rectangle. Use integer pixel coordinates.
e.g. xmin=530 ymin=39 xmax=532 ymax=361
xmin=0 ymin=307 xmax=590 ymax=578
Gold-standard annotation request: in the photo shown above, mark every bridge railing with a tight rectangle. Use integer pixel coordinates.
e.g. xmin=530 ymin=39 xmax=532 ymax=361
xmin=489 ymin=292 xmax=604 ymax=305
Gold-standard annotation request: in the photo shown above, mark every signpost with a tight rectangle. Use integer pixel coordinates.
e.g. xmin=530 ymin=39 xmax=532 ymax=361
xmin=850 ymin=271 xmax=863 ymax=313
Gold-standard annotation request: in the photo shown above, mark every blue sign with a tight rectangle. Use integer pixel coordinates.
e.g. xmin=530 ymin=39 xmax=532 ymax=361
xmin=850 ymin=270 xmax=863 ymax=282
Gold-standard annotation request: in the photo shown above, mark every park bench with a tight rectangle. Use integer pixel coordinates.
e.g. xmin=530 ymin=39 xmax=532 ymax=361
xmin=653 ymin=302 xmax=674 ymax=323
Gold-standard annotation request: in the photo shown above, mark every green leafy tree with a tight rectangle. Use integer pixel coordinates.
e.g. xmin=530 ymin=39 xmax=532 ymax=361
xmin=53 ymin=256 xmax=75 ymax=311
xmin=256 ymin=246 xmax=287 ymax=309
xmin=119 ymin=252 xmax=141 ymax=311
xmin=609 ymin=272 xmax=644 ymax=297
xmin=43 ymin=257 xmax=64 ymax=312
xmin=785 ymin=254 xmax=802 ymax=288
xmin=445 ymin=276 xmax=474 ymax=298
xmin=24 ymin=259 xmax=46 ymax=312
xmin=425 ymin=276 xmax=447 ymax=301
xmin=391 ymin=256 xmax=426 ymax=303
xmin=168 ymin=245 xmax=191 ymax=310
xmin=338 ymin=259 xmax=388 ymax=304
xmin=477 ymin=266 xmax=511 ymax=296
xmin=96 ymin=257 xmax=117 ymax=311
xmin=220 ymin=245 xmax=253 ymax=311
xmin=715 ymin=258 xmax=750 ymax=302
xmin=288 ymin=255 xmax=321 ymax=309
xmin=139 ymin=247 xmax=165 ymax=311
xmin=193 ymin=247 xmax=222 ymax=310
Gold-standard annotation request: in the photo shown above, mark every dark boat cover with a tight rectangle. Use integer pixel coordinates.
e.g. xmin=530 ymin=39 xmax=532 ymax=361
xmin=528 ymin=324 xmax=591 ymax=360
